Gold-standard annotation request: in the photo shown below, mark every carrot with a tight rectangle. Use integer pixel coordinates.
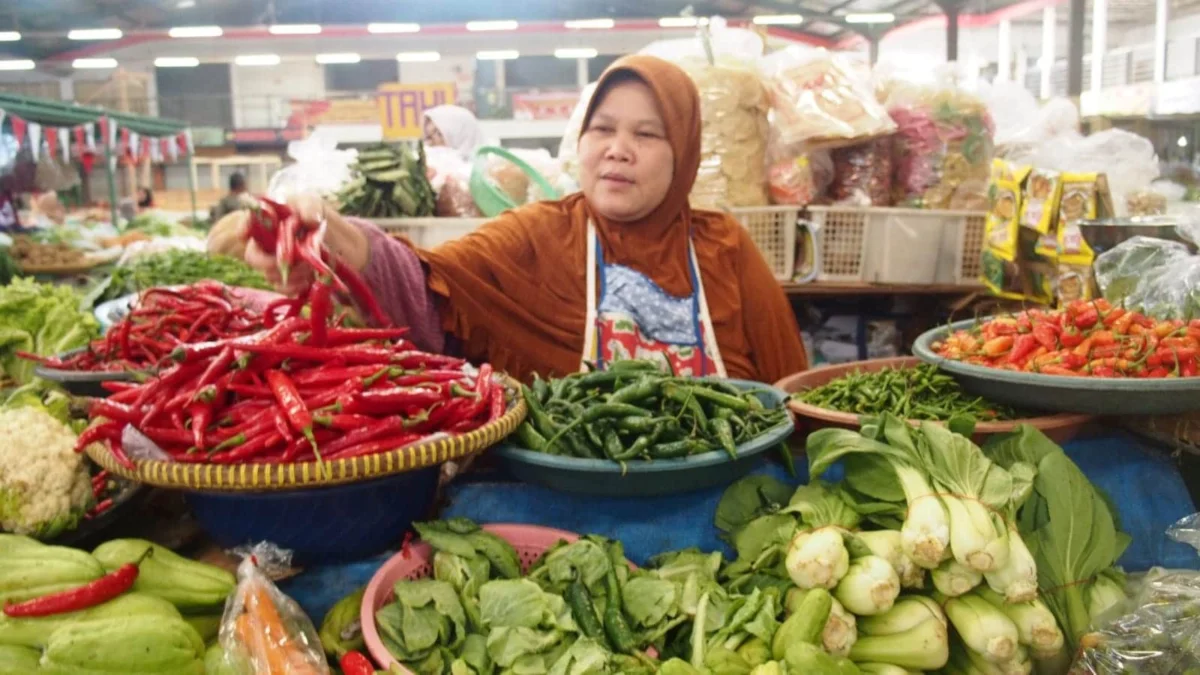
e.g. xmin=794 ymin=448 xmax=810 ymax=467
xmin=236 ymin=582 xmax=323 ymax=675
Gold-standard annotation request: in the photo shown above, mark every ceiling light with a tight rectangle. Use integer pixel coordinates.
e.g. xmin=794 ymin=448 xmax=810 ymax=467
xmin=169 ymin=26 xmax=223 ymax=38
xmin=316 ymin=53 xmax=361 ymax=64
xmin=477 ymin=50 xmax=519 ymax=60
xmin=368 ymin=22 xmax=420 ymax=33
xmin=269 ymin=24 xmax=321 ymax=35
xmin=0 ymin=59 xmax=35 ymax=71
xmin=68 ymin=28 xmax=123 ymax=40
xmin=0 ymin=32 xmax=21 ymax=42
xmin=396 ymin=51 xmax=440 ymax=62
xmin=73 ymin=58 xmax=118 ymax=69
xmin=176 ymin=0 xmax=196 ymax=7
xmin=659 ymin=17 xmax=706 ymax=28
xmin=555 ymin=48 xmax=598 ymax=59
xmin=155 ymin=56 xmax=200 ymax=67
xmin=1179 ymin=136 xmax=1189 ymax=148
xmin=564 ymin=19 xmax=614 ymax=29
xmin=235 ymin=54 xmax=281 ymax=66
xmin=844 ymin=12 xmax=896 ymax=23
xmin=466 ymin=21 xmax=518 ymax=31
xmin=753 ymin=14 xmax=804 ymax=25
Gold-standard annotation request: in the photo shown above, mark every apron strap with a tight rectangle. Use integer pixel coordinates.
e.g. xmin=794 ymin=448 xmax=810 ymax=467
xmin=688 ymin=238 xmax=728 ymax=378
xmin=579 ymin=220 xmax=599 ymax=372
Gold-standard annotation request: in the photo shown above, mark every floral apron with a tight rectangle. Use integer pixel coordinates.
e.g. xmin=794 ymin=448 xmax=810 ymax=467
xmin=580 ymin=221 xmax=727 ymax=377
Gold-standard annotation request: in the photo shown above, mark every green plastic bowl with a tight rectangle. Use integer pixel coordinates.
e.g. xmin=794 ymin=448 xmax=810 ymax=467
xmin=914 ymin=318 xmax=1200 ymax=415
xmin=492 ymin=379 xmax=794 ymax=497
xmin=469 ymin=146 xmax=561 ymax=217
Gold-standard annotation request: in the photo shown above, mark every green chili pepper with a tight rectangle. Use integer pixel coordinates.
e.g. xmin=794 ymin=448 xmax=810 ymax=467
xmin=516 ymin=423 xmax=551 ymax=454
xmin=531 ymin=377 xmax=550 ymax=406
xmin=608 ymin=359 xmax=661 ymax=373
xmin=603 ymin=568 xmax=637 ymax=654
xmin=666 ymin=384 xmax=751 ymax=413
xmin=565 ymin=574 xmax=609 ymax=647
xmin=608 ymin=377 xmax=661 ymax=405
xmin=709 ymin=418 xmax=737 ymax=460
xmin=652 ymin=439 xmax=706 ymax=459
xmin=602 ymin=428 xmax=625 ymax=461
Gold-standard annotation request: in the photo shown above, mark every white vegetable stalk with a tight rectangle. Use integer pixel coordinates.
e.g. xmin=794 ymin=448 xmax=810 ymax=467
xmin=944 ymin=495 xmax=1010 ymax=573
xmin=785 ymin=528 xmax=849 ymax=590
xmin=848 ymin=597 xmax=950 ymax=671
xmin=821 ymin=596 xmax=857 ymax=657
xmin=835 ymin=555 xmax=900 ymax=616
xmin=896 ymin=465 xmax=950 ymax=569
xmin=984 ymin=529 xmax=1038 ymax=603
xmin=976 ymin=588 xmax=1064 ymax=659
xmin=942 ymin=593 xmax=1019 ymax=663
xmin=964 ymin=643 xmax=1033 ymax=675
xmin=932 ymin=559 xmax=983 ymax=597
xmin=859 ymin=596 xmax=947 ymax=636
xmin=856 ymin=664 xmax=921 ymax=675
xmin=1086 ymin=572 xmax=1127 ymax=625
xmin=858 ymin=530 xmax=925 ymax=590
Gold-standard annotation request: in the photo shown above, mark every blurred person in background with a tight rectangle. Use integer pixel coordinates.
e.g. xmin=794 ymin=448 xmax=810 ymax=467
xmin=0 ymin=176 xmax=20 ymax=232
xmin=210 ymin=172 xmax=251 ymax=223
xmin=136 ymin=187 xmax=154 ymax=209
xmin=423 ymin=106 xmax=484 ymax=161
xmin=32 ymin=191 xmax=66 ymax=227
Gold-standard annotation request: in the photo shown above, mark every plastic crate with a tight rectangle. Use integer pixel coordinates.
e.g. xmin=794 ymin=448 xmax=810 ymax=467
xmin=375 ymin=217 xmax=487 ymax=247
xmin=727 ymin=206 xmax=799 ymax=280
xmin=956 ymin=213 xmax=987 ymax=284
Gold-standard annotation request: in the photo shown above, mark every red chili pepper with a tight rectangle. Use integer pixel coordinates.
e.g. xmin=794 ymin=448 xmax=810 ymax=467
xmin=265 ymin=370 xmax=324 ymax=471
xmin=209 ymin=431 xmax=285 ymax=464
xmin=339 ymin=651 xmax=377 ymax=675
xmin=350 ymin=386 xmax=444 ymax=412
xmin=107 ymin=438 xmax=136 ymax=471
xmin=308 ymin=279 xmax=332 ymax=347
xmin=88 ymin=399 xmax=142 ymax=424
xmin=321 ymin=417 xmax=407 ymax=457
xmin=324 ymin=434 xmax=421 ymax=461
xmin=981 ymin=335 xmax=1014 ymax=357
xmin=1031 ymin=323 xmax=1059 ymax=349
xmin=1184 ymin=360 xmax=1198 ymax=377
xmin=85 ymin=497 xmax=115 ymax=519
xmin=277 ymin=215 xmax=298 ymax=285
xmin=314 ymin=414 xmax=377 ymax=430
xmin=1006 ymin=334 xmax=1037 ymax=365
xmin=3 ymin=547 xmax=152 ymax=618
xmin=1146 ymin=366 xmax=1170 ymax=378
xmin=1074 ymin=308 xmax=1099 ymax=329
xmin=1039 ymin=365 xmax=1081 ymax=376
xmin=292 ymin=365 xmax=384 ymax=386
xmin=187 ymin=403 xmax=212 ymax=451
xmin=75 ymin=422 xmax=122 ymax=453
xmin=272 ymin=409 xmax=295 ymax=442
xmin=324 ymin=327 xmax=411 ymax=345
xmin=333 ymin=258 xmax=391 ymax=327
xmin=235 ymin=342 xmax=393 ymax=365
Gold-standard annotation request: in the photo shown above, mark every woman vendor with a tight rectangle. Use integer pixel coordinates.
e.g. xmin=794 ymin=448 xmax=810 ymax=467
xmin=244 ymin=56 xmax=808 ymax=383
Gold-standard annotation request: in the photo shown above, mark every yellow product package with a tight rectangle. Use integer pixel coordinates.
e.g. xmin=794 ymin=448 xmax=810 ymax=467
xmin=1020 ymin=168 xmax=1061 ymax=233
xmin=1053 ymin=173 xmax=1111 ymax=304
xmin=980 ymin=163 xmax=1028 ymax=299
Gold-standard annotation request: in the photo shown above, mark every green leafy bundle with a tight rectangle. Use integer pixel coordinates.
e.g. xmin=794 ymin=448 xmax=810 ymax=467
xmin=96 ymin=250 xmax=270 ymax=303
xmin=337 ymin=143 xmax=436 ymax=218
xmin=0 ymin=278 xmax=98 ymax=386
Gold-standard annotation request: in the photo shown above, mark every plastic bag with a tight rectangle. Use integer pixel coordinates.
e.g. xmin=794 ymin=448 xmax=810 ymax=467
xmin=761 ymin=46 xmax=895 ymax=149
xmin=828 ymin=138 xmax=893 ymax=206
xmin=268 ymin=133 xmax=358 ymax=203
xmin=1017 ymin=129 xmax=1159 ymax=217
xmin=426 ymin=146 xmax=482 ymax=218
xmin=1095 ymin=236 xmax=1191 ymax=307
xmin=217 ymin=546 xmax=330 ymax=674
xmin=767 ymin=145 xmax=833 ymax=206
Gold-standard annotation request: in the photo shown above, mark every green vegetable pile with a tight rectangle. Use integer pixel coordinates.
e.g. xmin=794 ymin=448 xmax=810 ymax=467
xmin=515 ymin=361 xmax=790 ymax=464
xmin=337 ymin=143 xmax=436 ymax=218
xmin=0 ymin=247 xmax=17 ymax=286
xmin=0 ymin=278 xmax=98 ymax=387
xmin=96 ymin=250 xmax=270 ymax=303
xmin=123 ymin=214 xmax=204 ymax=239
xmin=795 ymin=364 xmax=1021 ymax=421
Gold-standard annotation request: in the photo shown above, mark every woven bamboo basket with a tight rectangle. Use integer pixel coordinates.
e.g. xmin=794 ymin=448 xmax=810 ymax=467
xmin=84 ymin=379 xmax=527 ymax=492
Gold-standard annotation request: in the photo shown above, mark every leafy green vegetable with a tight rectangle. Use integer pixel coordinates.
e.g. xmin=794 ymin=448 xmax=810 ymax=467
xmin=97 ymin=250 xmax=269 ymax=303
xmin=714 ymin=476 xmax=793 ymax=538
xmin=0 ymin=278 xmax=98 ymax=386
xmin=375 ymin=579 xmax=469 ymax=665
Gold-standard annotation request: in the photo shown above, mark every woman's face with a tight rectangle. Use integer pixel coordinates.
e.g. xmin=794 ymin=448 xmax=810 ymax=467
xmin=579 ymin=79 xmax=674 ymax=223
xmin=424 ymin=118 xmax=446 ymax=147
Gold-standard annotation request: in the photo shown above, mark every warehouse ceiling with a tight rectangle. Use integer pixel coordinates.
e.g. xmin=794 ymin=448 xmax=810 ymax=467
xmin=0 ymin=0 xmax=1086 ymax=60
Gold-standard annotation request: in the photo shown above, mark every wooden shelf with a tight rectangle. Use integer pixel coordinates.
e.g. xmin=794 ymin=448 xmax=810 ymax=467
xmin=780 ymin=281 xmax=986 ymax=296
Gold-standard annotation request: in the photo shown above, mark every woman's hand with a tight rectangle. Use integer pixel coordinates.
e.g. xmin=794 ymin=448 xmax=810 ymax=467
xmin=243 ymin=192 xmax=369 ymax=296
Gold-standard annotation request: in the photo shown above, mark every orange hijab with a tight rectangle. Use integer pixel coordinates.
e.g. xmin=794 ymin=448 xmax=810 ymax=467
xmin=419 ymin=55 xmax=807 ymax=383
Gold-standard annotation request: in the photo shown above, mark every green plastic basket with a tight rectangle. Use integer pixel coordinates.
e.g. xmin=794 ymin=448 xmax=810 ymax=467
xmin=469 ymin=146 xmax=561 ymax=217
xmin=492 ymin=379 xmax=795 ymax=497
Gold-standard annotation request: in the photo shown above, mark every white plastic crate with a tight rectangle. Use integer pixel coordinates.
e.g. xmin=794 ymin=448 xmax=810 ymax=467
xmin=727 ymin=206 xmax=799 ymax=280
xmin=805 ymin=206 xmax=986 ymax=284
xmin=375 ymin=217 xmax=487 ymax=247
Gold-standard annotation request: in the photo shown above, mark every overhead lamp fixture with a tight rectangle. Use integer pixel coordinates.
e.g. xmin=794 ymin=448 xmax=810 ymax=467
xmin=0 ymin=59 xmax=35 ymax=71
xmin=68 ymin=28 xmax=123 ymax=40
xmin=316 ymin=53 xmax=361 ymax=64
xmin=73 ymin=58 xmax=118 ymax=68
xmin=368 ymin=22 xmax=420 ymax=33
xmin=844 ymin=12 xmax=896 ymax=24
xmin=396 ymin=51 xmax=440 ymax=62
xmin=177 ymin=0 xmax=196 ymax=7
xmin=235 ymin=54 xmax=281 ymax=66
xmin=564 ymin=19 xmax=614 ymax=29
xmin=659 ymin=17 xmax=706 ymax=28
xmin=269 ymin=24 xmax=321 ymax=35
xmin=0 ymin=32 xmax=21 ymax=42
xmin=477 ymin=50 xmax=519 ymax=60
xmin=555 ymin=48 xmax=598 ymax=59
xmin=753 ymin=14 xmax=804 ymax=25
xmin=466 ymin=20 xmax=518 ymax=31
xmin=155 ymin=56 xmax=200 ymax=67
xmin=169 ymin=26 xmax=223 ymax=38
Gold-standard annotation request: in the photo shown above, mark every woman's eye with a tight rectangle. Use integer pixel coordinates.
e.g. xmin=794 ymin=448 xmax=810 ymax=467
xmin=591 ymin=125 xmax=614 ymax=134
xmin=637 ymin=131 xmax=661 ymax=139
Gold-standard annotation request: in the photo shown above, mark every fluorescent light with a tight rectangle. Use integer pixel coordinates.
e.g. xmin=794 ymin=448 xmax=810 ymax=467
xmin=269 ymin=24 xmax=321 ymax=35
xmin=658 ymin=17 xmax=706 ymax=28
xmin=177 ymin=0 xmax=196 ymax=7
xmin=477 ymin=50 xmax=519 ymax=60
xmin=0 ymin=32 xmax=21 ymax=42
xmin=235 ymin=54 xmax=281 ymax=66
xmin=73 ymin=58 xmax=118 ymax=69
xmin=155 ymin=56 xmax=200 ymax=67
xmin=555 ymin=48 xmax=598 ymax=59
xmin=316 ymin=52 xmax=360 ymax=64
xmin=564 ymin=19 xmax=614 ymax=29
xmin=396 ymin=51 xmax=440 ymax=63
xmin=844 ymin=12 xmax=896 ymax=23
xmin=169 ymin=25 xmax=223 ymax=38
xmin=368 ymin=22 xmax=420 ymax=33
xmin=68 ymin=28 xmax=123 ymax=40
xmin=0 ymin=59 xmax=35 ymax=71
xmin=753 ymin=14 xmax=804 ymax=25
xmin=466 ymin=20 xmax=518 ymax=31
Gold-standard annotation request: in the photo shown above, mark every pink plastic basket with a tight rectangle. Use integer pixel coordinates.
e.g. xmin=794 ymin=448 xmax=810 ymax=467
xmin=361 ymin=523 xmax=586 ymax=671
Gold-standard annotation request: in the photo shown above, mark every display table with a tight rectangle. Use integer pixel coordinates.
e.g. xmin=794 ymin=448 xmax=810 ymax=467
xmin=281 ymin=429 xmax=1200 ymax=624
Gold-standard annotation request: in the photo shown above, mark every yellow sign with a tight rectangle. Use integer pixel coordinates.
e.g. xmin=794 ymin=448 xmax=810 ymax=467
xmin=377 ymin=83 xmax=457 ymax=140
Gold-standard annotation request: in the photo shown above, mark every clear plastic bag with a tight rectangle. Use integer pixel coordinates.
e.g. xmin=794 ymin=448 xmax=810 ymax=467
xmin=1095 ymin=236 xmax=1191 ymax=307
xmin=268 ymin=133 xmax=358 ymax=203
xmin=828 ymin=138 xmax=893 ymax=206
xmin=426 ymin=146 xmax=482 ymax=218
xmin=216 ymin=546 xmax=330 ymax=674
xmin=761 ymin=46 xmax=895 ymax=150
xmin=767 ymin=146 xmax=833 ymax=206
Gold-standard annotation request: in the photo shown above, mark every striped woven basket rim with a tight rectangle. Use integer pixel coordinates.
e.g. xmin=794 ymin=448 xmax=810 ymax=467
xmin=84 ymin=379 xmax=528 ymax=493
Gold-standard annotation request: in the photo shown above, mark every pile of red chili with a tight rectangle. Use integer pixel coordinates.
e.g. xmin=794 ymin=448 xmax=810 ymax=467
xmin=22 ymin=281 xmax=265 ymax=372
xmin=932 ymin=299 xmax=1200 ymax=378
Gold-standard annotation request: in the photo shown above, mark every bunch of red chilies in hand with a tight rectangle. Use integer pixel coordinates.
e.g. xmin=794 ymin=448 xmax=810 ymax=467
xmin=25 ymin=282 xmax=266 ymax=372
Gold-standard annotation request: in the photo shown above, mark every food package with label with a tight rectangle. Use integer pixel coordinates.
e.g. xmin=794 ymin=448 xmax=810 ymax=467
xmin=828 ymin=138 xmax=893 ymax=206
xmin=766 ymin=128 xmax=833 ymax=206
xmin=1053 ymin=173 xmax=1114 ymax=305
xmin=980 ymin=160 xmax=1037 ymax=300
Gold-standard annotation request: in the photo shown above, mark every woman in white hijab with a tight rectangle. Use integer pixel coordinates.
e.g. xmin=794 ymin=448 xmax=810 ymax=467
xmin=422 ymin=106 xmax=484 ymax=161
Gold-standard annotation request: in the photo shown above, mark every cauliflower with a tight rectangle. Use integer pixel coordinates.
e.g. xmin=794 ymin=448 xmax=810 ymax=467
xmin=0 ymin=406 xmax=93 ymax=538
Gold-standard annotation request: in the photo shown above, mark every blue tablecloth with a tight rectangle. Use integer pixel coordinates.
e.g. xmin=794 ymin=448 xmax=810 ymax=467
xmin=282 ymin=431 xmax=1199 ymax=624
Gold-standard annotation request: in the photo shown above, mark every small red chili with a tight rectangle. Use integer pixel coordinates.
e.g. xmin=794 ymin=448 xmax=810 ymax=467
xmin=3 ymin=548 xmax=151 ymax=617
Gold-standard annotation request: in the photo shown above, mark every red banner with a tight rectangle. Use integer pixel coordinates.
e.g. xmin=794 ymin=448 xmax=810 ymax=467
xmin=511 ymin=91 xmax=581 ymax=121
